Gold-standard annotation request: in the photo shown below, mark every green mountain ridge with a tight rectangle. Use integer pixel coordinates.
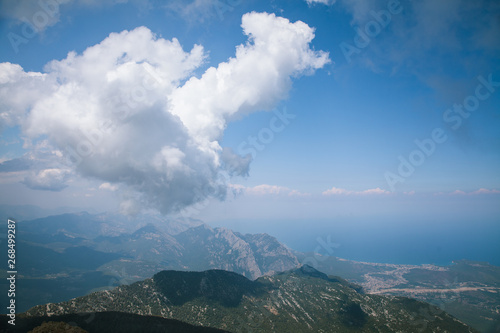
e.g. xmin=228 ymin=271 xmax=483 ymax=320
xmin=24 ymin=266 xmax=477 ymax=333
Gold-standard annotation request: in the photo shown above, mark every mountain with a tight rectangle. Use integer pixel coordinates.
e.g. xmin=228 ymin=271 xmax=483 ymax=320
xmin=0 ymin=204 xmax=91 ymax=222
xmin=175 ymin=225 xmax=299 ymax=279
xmin=0 ymin=212 xmax=298 ymax=313
xmin=18 ymin=212 xmax=125 ymax=239
xmin=69 ymin=220 xmax=299 ymax=280
xmin=93 ymin=224 xmax=184 ymax=263
xmin=1 ymin=312 xmax=229 ymax=333
xmin=16 ymin=211 xmax=205 ymax=243
xmin=2 ymin=211 xmax=498 ymax=331
xmin=9 ymin=212 xmax=298 ymax=280
xmin=25 ymin=266 xmax=477 ymax=333
xmin=295 ymin=253 xmax=500 ymax=333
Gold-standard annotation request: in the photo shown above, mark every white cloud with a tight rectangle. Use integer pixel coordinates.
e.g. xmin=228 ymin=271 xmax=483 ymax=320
xmin=0 ymin=13 xmax=329 ymax=214
xmin=322 ymin=187 xmax=350 ymax=195
xmin=99 ymin=182 xmax=118 ymax=191
xmin=322 ymin=186 xmax=390 ymax=196
xmin=237 ymin=184 xmax=311 ymax=197
xmin=22 ymin=168 xmax=71 ymax=191
xmin=246 ymin=184 xmax=290 ymax=195
xmin=0 ymin=63 xmax=56 ymax=129
xmin=471 ymin=188 xmax=500 ymax=195
xmin=450 ymin=190 xmax=467 ymax=195
xmin=360 ymin=187 xmax=390 ymax=195
xmin=169 ymin=12 xmax=330 ymax=143
xmin=439 ymin=189 xmax=500 ymax=196
xmin=0 ymin=140 xmax=68 ymax=188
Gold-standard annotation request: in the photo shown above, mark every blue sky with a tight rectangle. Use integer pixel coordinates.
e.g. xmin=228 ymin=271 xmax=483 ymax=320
xmin=0 ymin=0 xmax=499 ymax=233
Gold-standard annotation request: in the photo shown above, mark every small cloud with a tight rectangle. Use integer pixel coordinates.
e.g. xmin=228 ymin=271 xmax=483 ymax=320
xmin=322 ymin=186 xmax=390 ymax=196
xmin=359 ymin=187 xmax=390 ymax=195
xmin=470 ymin=188 xmax=500 ymax=195
xmin=99 ymin=182 xmax=119 ymax=191
xmin=438 ymin=189 xmax=500 ymax=196
xmin=322 ymin=187 xmax=350 ymax=195
xmin=404 ymin=190 xmax=416 ymax=195
xmin=22 ymin=168 xmax=70 ymax=191
xmin=247 ymin=184 xmax=290 ymax=195
xmin=451 ymin=190 xmax=467 ymax=195
xmin=236 ymin=184 xmax=310 ymax=197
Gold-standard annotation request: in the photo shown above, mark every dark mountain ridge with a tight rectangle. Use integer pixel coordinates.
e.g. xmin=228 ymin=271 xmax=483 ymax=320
xmin=24 ymin=266 xmax=477 ymax=333
xmin=1 ymin=312 xmax=230 ymax=333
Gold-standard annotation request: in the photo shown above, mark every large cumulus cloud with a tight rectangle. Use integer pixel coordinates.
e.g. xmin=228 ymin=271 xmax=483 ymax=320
xmin=0 ymin=12 xmax=329 ymax=214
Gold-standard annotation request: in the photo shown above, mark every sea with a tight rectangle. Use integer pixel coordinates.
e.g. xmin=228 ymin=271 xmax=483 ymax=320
xmin=215 ymin=217 xmax=500 ymax=267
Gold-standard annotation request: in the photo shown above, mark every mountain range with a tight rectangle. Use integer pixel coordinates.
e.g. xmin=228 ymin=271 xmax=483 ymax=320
xmin=23 ymin=266 xmax=476 ymax=333
xmin=0 ymin=209 xmax=499 ymax=332
xmin=12 ymin=212 xmax=298 ymax=280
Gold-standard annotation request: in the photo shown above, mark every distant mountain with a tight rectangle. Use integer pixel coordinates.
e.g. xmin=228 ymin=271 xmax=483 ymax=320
xmin=1 ymin=312 xmax=229 ymax=333
xmin=17 ymin=212 xmax=128 ymax=240
xmin=0 ymin=204 xmax=91 ymax=222
xmin=25 ymin=266 xmax=477 ymax=333
xmin=0 ymin=212 xmax=299 ymax=313
xmin=17 ymin=211 xmax=205 ymax=241
xmin=92 ymin=224 xmax=184 ymax=263
xmin=18 ymin=213 xmax=299 ymax=279
xmin=175 ymin=224 xmax=299 ymax=279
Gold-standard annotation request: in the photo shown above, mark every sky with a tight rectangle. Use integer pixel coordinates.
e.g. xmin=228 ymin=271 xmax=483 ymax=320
xmin=0 ymin=0 xmax=499 ymax=248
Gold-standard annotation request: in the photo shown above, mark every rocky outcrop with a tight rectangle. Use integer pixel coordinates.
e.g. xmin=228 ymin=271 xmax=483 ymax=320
xmin=174 ymin=225 xmax=299 ymax=279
